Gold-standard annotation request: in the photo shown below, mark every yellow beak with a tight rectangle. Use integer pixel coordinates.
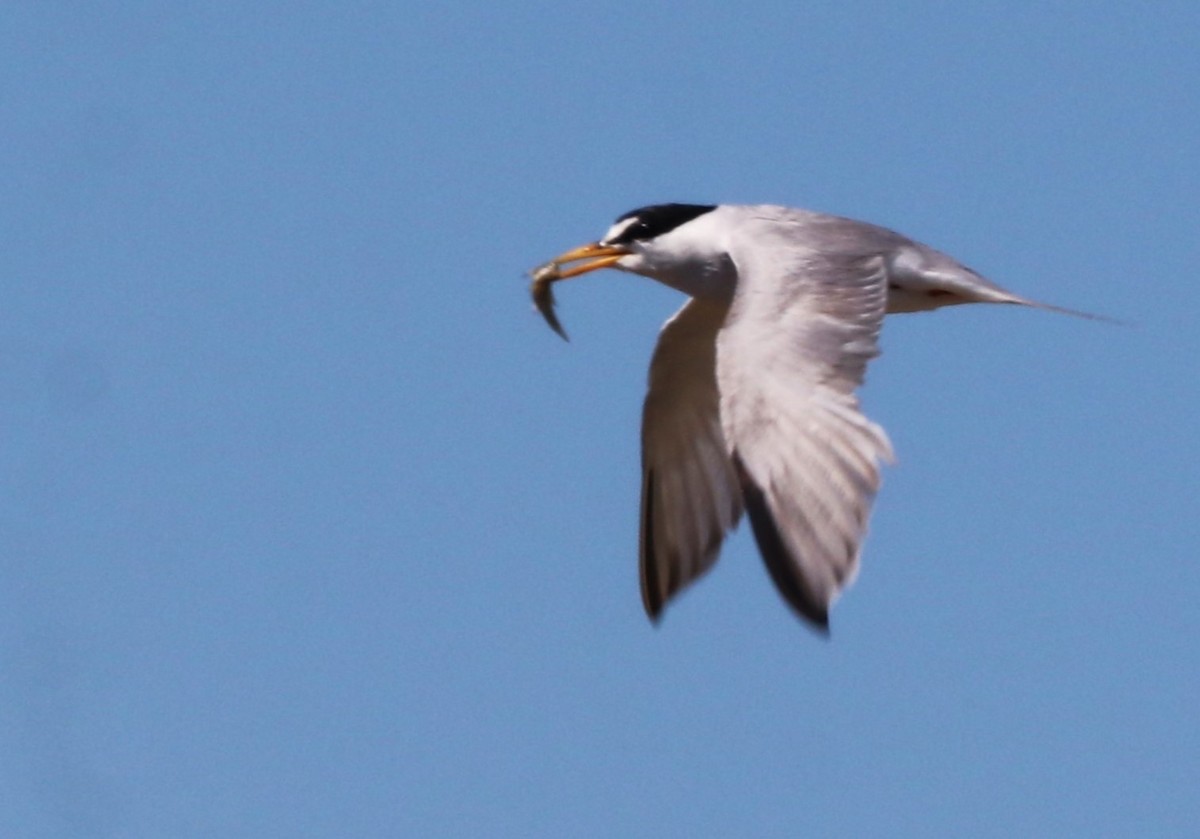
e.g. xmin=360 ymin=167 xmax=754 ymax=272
xmin=528 ymin=242 xmax=630 ymax=341
xmin=535 ymin=242 xmax=629 ymax=281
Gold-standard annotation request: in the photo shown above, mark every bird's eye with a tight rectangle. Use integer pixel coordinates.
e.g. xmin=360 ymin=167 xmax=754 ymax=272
xmin=617 ymin=221 xmax=651 ymax=243
xmin=608 ymin=203 xmax=717 ymax=246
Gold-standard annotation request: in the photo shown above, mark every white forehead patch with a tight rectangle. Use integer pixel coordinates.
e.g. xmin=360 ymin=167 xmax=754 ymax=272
xmin=600 ymin=216 xmax=640 ymax=245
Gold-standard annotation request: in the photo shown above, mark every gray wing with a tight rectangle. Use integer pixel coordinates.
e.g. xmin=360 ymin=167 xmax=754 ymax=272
xmin=716 ymin=222 xmax=894 ymax=630
xmin=640 ymin=298 xmax=743 ymax=619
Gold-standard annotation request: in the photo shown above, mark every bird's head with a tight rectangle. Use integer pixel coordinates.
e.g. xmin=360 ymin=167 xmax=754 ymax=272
xmin=530 ymin=204 xmax=735 ymax=338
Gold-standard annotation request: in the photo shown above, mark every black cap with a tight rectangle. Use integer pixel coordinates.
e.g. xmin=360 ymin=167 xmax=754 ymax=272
xmin=605 ymin=203 xmax=717 ymax=245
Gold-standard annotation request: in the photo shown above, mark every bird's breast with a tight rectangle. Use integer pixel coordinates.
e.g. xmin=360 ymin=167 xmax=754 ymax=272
xmin=648 ymin=256 xmax=738 ymax=303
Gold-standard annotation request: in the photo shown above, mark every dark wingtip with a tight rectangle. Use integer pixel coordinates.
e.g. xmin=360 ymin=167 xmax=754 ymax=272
xmin=734 ymin=453 xmax=833 ymax=635
xmin=639 ymin=468 xmax=665 ymax=622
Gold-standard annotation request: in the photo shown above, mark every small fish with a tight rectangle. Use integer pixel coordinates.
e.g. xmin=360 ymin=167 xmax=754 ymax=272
xmin=530 ymin=260 xmax=569 ymax=340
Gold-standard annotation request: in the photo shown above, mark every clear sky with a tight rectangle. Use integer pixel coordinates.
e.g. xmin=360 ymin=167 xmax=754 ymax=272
xmin=2 ymin=3 xmax=1197 ymax=837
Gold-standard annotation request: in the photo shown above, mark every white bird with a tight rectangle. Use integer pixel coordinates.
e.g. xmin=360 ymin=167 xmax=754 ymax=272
xmin=531 ymin=203 xmax=1096 ymax=633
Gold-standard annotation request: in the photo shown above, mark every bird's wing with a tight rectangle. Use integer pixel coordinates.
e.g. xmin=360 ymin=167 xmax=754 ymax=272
xmin=716 ymin=230 xmax=894 ymax=630
xmin=640 ymin=298 xmax=743 ymax=620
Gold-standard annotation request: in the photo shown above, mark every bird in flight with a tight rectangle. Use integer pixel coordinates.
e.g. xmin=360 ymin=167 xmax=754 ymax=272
xmin=531 ymin=203 xmax=1095 ymax=633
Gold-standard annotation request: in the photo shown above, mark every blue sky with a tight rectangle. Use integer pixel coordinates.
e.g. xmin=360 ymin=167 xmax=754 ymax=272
xmin=2 ymin=3 xmax=1198 ymax=836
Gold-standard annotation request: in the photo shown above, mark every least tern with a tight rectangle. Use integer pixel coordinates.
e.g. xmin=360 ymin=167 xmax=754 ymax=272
xmin=532 ymin=203 xmax=1094 ymax=632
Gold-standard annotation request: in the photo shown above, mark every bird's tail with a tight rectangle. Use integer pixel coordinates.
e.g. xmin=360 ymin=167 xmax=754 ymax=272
xmin=1012 ymin=296 xmax=1123 ymax=325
